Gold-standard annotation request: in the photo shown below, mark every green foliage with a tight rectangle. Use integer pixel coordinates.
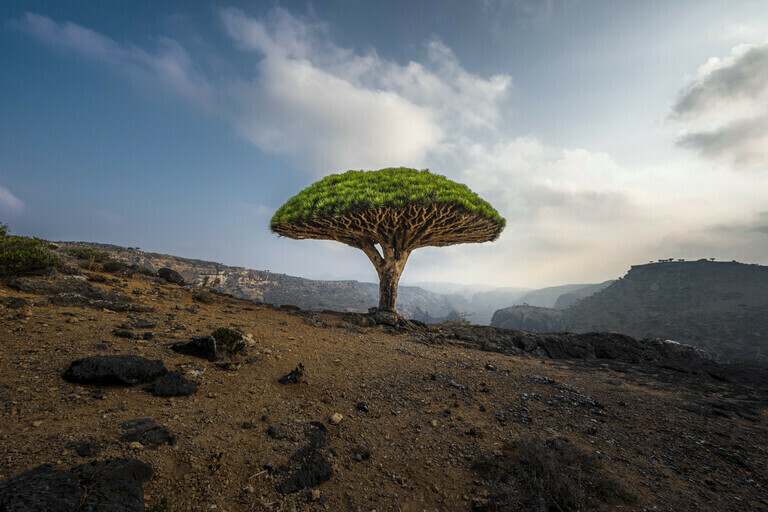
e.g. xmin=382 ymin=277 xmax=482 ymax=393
xmin=69 ymin=247 xmax=110 ymax=263
xmin=270 ymin=167 xmax=505 ymax=230
xmin=211 ymin=327 xmax=245 ymax=354
xmin=472 ymin=437 xmax=634 ymax=511
xmin=102 ymin=259 xmax=125 ymax=273
xmin=0 ymin=225 xmax=60 ymax=277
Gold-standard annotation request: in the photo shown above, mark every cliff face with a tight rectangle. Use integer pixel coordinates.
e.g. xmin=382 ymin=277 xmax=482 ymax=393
xmin=565 ymin=260 xmax=768 ymax=366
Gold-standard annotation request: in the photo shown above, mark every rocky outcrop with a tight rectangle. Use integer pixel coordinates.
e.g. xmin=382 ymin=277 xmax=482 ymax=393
xmin=490 ymin=305 xmax=569 ymax=332
xmin=564 ymin=261 xmax=768 ymax=366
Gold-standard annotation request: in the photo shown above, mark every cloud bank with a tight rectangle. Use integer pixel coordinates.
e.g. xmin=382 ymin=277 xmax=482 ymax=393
xmin=670 ymin=40 xmax=768 ymax=170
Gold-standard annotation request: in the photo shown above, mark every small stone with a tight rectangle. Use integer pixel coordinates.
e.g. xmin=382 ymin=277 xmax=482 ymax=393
xmin=32 ymin=420 xmax=43 ymax=428
xmin=311 ymin=489 xmax=321 ymax=501
xmin=128 ymin=442 xmax=144 ymax=450
xmin=431 ymin=420 xmax=438 ymax=427
xmin=243 ymin=484 xmax=255 ymax=494
xmin=330 ymin=413 xmax=343 ymax=425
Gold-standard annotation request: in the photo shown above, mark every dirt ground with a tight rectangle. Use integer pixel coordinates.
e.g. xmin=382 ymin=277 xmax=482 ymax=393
xmin=1 ymin=270 xmax=766 ymax=511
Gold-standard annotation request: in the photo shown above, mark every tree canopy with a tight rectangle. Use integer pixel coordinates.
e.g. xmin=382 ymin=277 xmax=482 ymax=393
xmin=270 ymin=167 xmax=505 ymax=249
xmin=270 ymin=167 xmax=505 ymax=315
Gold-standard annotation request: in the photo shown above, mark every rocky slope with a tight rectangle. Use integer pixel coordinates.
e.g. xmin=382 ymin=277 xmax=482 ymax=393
xmin=56 ymin=242 xmax=468 ymax=320
xmin=1 ymin=256 xmax=767 ymax=511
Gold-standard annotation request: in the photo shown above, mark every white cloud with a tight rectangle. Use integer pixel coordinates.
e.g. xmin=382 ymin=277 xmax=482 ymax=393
xmin=13 ymin=12 xmax=214 ymax=109
xmin=0 ymin=185 xmax=25 ymax=214
xmin=219 ymin=7 xmax=509 ymax=172
xmin=669 ymin=40 xmax=768 ymax=170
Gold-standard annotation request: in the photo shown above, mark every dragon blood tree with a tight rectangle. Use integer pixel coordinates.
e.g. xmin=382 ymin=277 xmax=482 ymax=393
xmin=270 ymin=167 xmax=505 ymax=316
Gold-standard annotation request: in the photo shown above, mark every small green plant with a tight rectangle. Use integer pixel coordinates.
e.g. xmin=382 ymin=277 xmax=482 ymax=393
xmin=0 ymin=224 xmax=60 ymax=276
xmin=211 ymin=327 xmax=245 ymax=354
xmin=145 ymin=497 xmax=168 ymax=512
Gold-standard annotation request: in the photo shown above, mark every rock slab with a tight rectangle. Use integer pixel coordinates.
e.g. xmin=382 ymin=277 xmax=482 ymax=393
xmin=62 ymin=355 xmax=166 ymax=386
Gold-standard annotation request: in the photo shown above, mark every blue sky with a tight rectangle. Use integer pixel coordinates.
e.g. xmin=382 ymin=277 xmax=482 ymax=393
xmin=2 ymin=1 xmax=768 ymax=287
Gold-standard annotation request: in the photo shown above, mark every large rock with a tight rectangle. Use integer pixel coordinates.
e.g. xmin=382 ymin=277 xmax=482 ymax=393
xmin=143 ymin=371 xmax=197 ymax=396
xmin=157 ymin=268 xmax=184 ymax=285
xmin=491 ymin=305 xmax=569 ymax=332
xmin=0 ymin=458 xmax=152 ymax=512
xmin=62 ymin=355 xmax=166 ymax=386
xmin=170 ymin=336 xmax=217 ymax=361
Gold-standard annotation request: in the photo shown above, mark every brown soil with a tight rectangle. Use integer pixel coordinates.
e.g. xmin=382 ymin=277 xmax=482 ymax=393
xmin=1 ymin=269 xmax=767 ymax=511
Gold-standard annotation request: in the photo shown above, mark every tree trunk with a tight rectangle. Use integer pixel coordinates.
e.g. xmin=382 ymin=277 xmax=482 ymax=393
xmin=358 ymin=241 xmax=410 ymax=314
xmin=377 ymin=262 xmax=403 ymax=312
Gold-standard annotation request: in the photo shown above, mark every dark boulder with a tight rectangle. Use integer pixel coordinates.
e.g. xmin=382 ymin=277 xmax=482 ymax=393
xmin=62 ymin=355 xmax=166 ymax=386
xmin=120 ymin=418 xmax=177 ymax=447
xmin=170 ymin=336 xmax=217 ymax=361
xmin=143 ymin=372 xmax=197 ymax=397
xmin=157 ymin=268 xmax=184 ymax=285
xmin=0 ymin=464 xmax=80 ymax=512
xmin=7 ymin=297 xmax=27 ymax=309
xmin=275 ymin=450 xmax=333 ymax=494
xmin=0 ymin=458 xmax=152 ymax=512
xmin=67 ymin=441 xmax=101 ymax=458
xmin=278 ymin=364 xmax=305 ymax=385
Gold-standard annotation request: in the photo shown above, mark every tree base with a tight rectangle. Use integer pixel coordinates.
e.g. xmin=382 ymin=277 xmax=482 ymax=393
xmin=371 ymin=308 xmax=401 ymax=327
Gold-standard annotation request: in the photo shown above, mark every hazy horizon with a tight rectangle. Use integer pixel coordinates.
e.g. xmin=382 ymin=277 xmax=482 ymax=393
xmin=2 ymin=1 xmax=768 ymax=288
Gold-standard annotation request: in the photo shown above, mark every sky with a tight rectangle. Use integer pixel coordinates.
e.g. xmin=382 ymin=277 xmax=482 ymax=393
xmin=1 ymin=0 xmax=768 ymax=288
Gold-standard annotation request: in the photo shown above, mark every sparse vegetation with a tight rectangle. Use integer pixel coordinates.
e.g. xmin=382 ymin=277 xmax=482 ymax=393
xmin=0 ymin=223 xmax=60 ymax=276
xmin=211 ymin=327 xmax=245 ymax=354
xmin=193 ymin=289 xmax=214 ymax=303
xmin=69 ymin=247 xmax=126 ymax=273
xmin=101 ymin=259 xmax=125 ymax=273
xmin=69 ymin=247 xmax=110 ymax=263
xmin=472 ymin=437 xmax=634 ymax=511
xmin=441 ymin=310 xmax=474 ymax=326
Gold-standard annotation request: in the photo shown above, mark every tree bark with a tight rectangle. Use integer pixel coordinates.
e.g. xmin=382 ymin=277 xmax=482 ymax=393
xmin=357 ymin=240 xmax=409 ymax=314
xmin=377 ymin=262 xmax=402 ymax=312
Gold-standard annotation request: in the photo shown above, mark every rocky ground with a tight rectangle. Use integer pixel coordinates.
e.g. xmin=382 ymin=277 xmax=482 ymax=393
xmin=0 ymin=266 xmax=767 ymax=511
